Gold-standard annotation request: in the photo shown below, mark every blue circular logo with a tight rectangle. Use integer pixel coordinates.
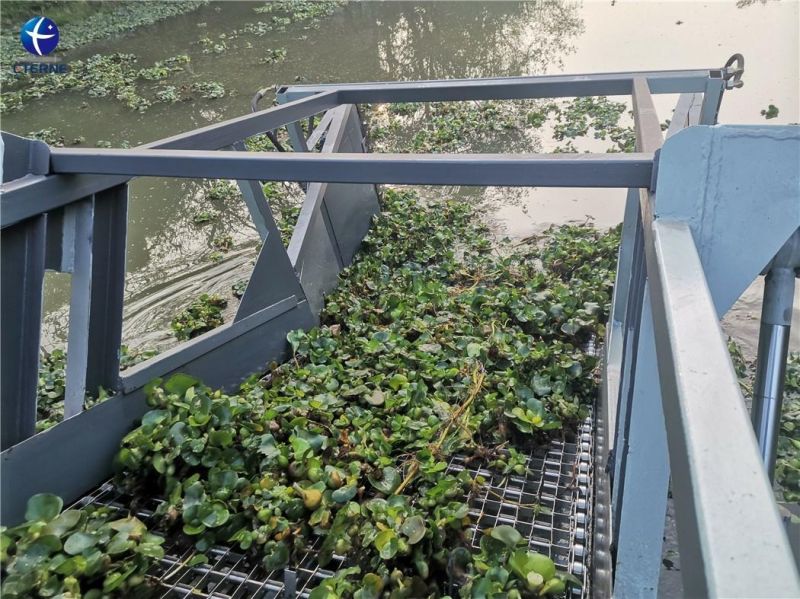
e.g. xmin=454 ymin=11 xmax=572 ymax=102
xmin=20 ymin=17 xmax=60 ymax=57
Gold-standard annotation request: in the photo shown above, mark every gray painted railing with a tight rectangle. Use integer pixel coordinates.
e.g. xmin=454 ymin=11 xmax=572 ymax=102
xmin=1 ymin=60 xmax=797 ymax=597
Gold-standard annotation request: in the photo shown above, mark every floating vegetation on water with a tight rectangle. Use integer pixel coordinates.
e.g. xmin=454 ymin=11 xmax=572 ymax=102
xmin=211 ymin=234 xmax=235 ymax=252
xmin=26 ymin=127 xmax=80 ymax=147
xmin=232 ymin=279 xmax=249 ymax=299
xmin=170 ymin=294 xmax=228 ymax=340
xmin=191 ymin=80 xmax=226 ymax=100
xmin=104 ymin=189 xmax=616 ymax=595
xmin=205 ymin=180 xmax=241 ymax=202
xmin=368 ymin=96 xmax=638 ymax=154
xmin=192 ymin=211 xmax=215 ymax=225
xmin=259 ymin=47 xmax=289 ymax=64
xmin=2 ymin=53 xmax=192 ymax=114
xmin=199 ymin=36 xmax=229 ymax=55
xmin=761 ymin=104 xmax=779 ymax=119
xmin=154 ymin=85 xmax=180 ymax=103
xmin=253 ymin=0 xmax=345 ymax=22
xmin=550 ymin=97 xmax=636 ymax=153
xmin=0 ymin=494 xmax=164 ymax=598
xmin=0 ymin=1 xmax=207 ymax=89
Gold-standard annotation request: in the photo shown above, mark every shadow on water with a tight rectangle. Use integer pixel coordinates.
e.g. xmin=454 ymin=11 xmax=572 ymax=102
xmin=2 ymin=1 xmax=585 ymax=351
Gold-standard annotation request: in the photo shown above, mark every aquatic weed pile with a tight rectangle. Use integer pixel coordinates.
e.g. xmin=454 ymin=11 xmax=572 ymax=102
xmin=2 ymin=190 xmax=620 ymax=598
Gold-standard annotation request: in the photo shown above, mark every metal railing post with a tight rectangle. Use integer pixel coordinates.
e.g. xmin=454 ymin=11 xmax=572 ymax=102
xmin=752 ymin=228 xmax=800 ymax=478
xmin=0 ymin=215 xmax=46 ymax=449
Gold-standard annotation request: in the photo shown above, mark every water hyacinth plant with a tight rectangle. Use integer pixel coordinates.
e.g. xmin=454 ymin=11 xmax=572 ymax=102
xmin=170 ymin=294 xmax=228 ymax=340
xmin=106 ymin=189 xmax=617 ymax=596
xmin=0 ymin=494 xmax=164 ymax=598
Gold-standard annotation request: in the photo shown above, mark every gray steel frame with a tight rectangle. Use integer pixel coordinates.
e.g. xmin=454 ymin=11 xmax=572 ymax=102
xmin=2 ymin=62 xmax=797 ymax=597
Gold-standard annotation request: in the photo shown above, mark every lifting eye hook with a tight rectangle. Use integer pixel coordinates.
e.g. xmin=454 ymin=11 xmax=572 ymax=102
xmin=723 ymin=53 xmax=745 ymax=89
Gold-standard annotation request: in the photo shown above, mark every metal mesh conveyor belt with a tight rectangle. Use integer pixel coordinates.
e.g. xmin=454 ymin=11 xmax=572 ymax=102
xmin=73 ymin=411 xmax=594 ymax=599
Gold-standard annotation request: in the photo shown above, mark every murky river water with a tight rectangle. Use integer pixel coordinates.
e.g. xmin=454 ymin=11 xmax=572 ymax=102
xmin=1 ymin=0 xmax=797 ymax=356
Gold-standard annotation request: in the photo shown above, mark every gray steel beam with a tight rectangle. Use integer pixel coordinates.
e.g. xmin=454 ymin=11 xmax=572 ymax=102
xmin=144 ymin=91 xmax=338 ymax=151
xmin=1 ymin=216 xmax=46 ymax=450
xmin=48 ymin=149 xmax=654 ymax=188
xmin=306 ymin=109 xmax=336 ymax=149
xmin=612 ymin=78 xmax=670 ymax=598
xmin=278 ymin=68 xmax=718 ymax=102
xmin=1 ymin=92 xmax=340 ymax=228
xmin=647 ymin=219 xmax=800 ymax=597
xmin=699 ymin=76 xmax=726 ymax=125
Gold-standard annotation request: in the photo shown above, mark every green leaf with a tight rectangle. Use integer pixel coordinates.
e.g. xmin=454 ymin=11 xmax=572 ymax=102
xmin=358 ymin=573 xmax=384 ymax=599
xmin=388 ymin=374 xmax=408 ymax=390
xmin=141 ymin=409 xmax=169 ymax=430
xmin=25 ymin=493 xmax=63 ymax=522
xmin=258 ymin=434 xmax=280 ymax=457
xmin=187 ymin=554 xmax=209 ymax=566
xmin=367 ymin=388 xmax=385 ymax=406
xmin=525 ymin=570 xmax=544 ymax=591
xmin=209 ymin=429 xmax=234 ymax=447
xmin=164 ymin=373 xmax=199 ymax=395
xmin=109 ymin=516 xmax=147 ymax=539
xmin=287 ymin=329 xmax=306 ymax=352
xmin=107 ymin=532 xmax=134 ymax=555
xmin=331 ymin=485 xmax=358 ymax=503
xmin=368 ymin=466 xmax=400 ymax=494
xmin=466 ymin=343 xmax=483 ymax=358
xmin=64 ymin=531 xmax=98 ymax=555
xmin=42 ymin=509 xmax=82 ymax=537
xmin=488 ymin=525 xmax=522 ymax=548
xmin=560 ymin=321 xmax=580 ymax=335
xmin=263 ymin=541 xmax=290 ymax=570
xmin=400 ymin=515 xmax=426 ymax=544
xmin=374 ymin=529 xmax=398 ymax=560
xmin=201 ymin=502 xmax=230 ymax=527
xmin=508 ymin=549 xmax=556 ymax=582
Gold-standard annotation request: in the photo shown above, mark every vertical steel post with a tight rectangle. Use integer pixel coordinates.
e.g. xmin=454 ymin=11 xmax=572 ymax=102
xmin=64 ymin=200 xmax=95 ymax=418
xmin=699 ymin=76 xmax=725 ymax=125
xmin=83 ymin=185 xmax=128 ymax=395
xmin=1 ymin=216 xmax=46 ymax=449
xmin=752 ymin=229 xmax=800 ymax=478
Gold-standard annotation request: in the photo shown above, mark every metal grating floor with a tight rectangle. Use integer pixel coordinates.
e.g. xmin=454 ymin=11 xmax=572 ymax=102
xmin=73 ymin=411 xmax=594 ymax=598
